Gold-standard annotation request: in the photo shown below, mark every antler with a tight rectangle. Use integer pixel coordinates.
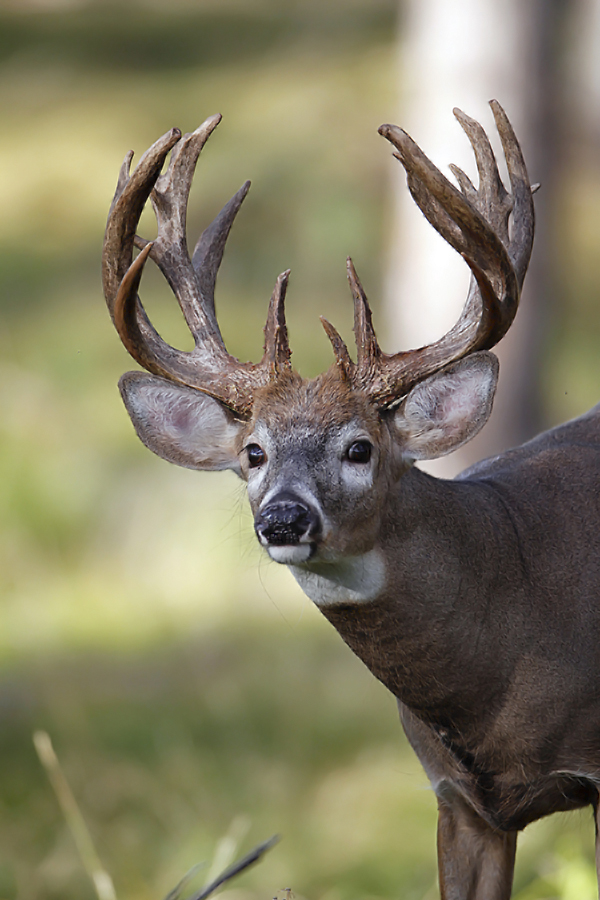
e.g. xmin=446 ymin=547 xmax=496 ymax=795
xmin=104 ymin=103 xmax=533 ymax=417
xmin=322 ymin=100 xmax=535 ymax=407
xmin=102 ymin=115 xmax=292 ymax=418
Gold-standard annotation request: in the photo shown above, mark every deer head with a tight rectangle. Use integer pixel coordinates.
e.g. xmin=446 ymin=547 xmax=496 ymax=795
xmin=102 ymin=101 xmax=534 ymax=568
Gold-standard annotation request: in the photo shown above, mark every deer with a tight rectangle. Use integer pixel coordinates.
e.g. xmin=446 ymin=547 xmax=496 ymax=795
xmin=102 ymin=101 xmax=600 ymax=900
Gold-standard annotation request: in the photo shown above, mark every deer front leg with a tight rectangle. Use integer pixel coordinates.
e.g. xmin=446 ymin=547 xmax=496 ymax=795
xmin=436 ymin=786 xmax=517 ymax=900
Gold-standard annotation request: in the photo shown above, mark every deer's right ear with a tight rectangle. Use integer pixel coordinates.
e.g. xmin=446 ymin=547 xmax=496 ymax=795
xmin=119 ymin=372 xmax=244 ymax=474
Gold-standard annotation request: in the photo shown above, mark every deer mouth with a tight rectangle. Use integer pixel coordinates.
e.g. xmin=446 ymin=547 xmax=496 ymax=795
xmin=267 ymin=544 xmax=315 ymax=564
xmin=254 ymin=493 xmax=321 ymax=563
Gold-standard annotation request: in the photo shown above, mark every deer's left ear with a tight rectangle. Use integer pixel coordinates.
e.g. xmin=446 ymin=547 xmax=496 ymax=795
xmin=391 ymin=352 xmax=499 ymax=461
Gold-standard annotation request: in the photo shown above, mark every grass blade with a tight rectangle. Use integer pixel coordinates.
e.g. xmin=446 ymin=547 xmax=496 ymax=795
xmin=185 ymin=834 xmax=280 ymax=900
xmin=33 ymin=731 xmax=117 ymax=900
xmin=163 ymin=862 xmax=206 ymax=900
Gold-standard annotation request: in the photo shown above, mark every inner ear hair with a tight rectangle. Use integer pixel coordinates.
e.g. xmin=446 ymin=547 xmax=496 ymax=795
xmin=119 ymin=372 xmax=244 ymax=472
xmin=393 ymin=352 xmax=499 ymax=461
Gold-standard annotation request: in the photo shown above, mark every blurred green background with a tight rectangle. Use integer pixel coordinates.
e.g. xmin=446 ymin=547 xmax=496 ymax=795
xmin=1 ymin=1 xmax=600 ymax=899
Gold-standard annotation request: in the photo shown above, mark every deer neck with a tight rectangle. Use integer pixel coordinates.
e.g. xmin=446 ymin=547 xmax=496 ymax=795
xmin=288 ymin=549 xmax=387 ymax=606
xmin=290 ymin=467 xmax=520 ymax=727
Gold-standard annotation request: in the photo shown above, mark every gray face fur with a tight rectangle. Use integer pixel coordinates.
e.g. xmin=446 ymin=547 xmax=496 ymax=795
xmin=245 ymin=411 xmax=387 ymax=565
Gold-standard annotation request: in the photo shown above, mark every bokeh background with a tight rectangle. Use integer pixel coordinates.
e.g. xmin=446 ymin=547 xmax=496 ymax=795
xmin=1 ymin=1 xmax=600 ymax=899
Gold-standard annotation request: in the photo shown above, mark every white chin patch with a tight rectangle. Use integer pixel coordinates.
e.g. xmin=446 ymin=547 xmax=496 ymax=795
xmin=267 ymin=544 xmax=313 ymax=565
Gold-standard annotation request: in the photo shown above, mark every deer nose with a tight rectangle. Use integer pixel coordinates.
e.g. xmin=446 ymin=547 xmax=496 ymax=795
xmin=255 ymin=494 xmax=320 ymax=546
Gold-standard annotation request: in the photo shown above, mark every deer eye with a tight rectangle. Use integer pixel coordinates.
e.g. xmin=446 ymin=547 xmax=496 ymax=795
xmin=346 ymin=440 xmax=372 ymax=463
xmin=246 ymin=444 xmax=266 ymax=468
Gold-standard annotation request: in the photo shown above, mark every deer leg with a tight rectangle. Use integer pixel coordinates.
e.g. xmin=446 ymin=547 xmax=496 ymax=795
xmin=436 ymin=788 xmax=517 ymax=900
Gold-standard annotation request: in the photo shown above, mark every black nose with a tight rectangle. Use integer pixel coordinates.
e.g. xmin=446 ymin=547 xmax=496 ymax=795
xmin=255 ymin=494 xmax=320 ymax=546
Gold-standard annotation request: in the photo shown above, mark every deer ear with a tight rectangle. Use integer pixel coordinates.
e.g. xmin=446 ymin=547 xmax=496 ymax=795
xmin=392 ymin=352 xmax=499 ymax=461
xmin=119 ymin=372 xmax=244 ymax=474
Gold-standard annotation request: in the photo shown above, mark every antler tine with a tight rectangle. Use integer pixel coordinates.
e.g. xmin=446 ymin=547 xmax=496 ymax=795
xmin=346 ymin=258 xmax=381 ymax=374
xmin=448 ymin=163 xmax=478 ymax=205
xmin=365 ymin=101 xmax=530 ymax=406
xmin=103 ymin=127 xmax=181 ymax=320
xmin=490 ymin=99 xmax=535 ymax=285
xmin=144 ymin=116 xmax=228 ymax=348
xmin=320 ymin=317 xmax=354 ymax=378
xmin=192 ymin=180 xmax=252 ymax=340
xmin=108 ymin=150 xmax=134 ymax=220
xmin=453 ymin=107 xmax=512 ymax=248
xmin=262 ymin=270 xmax=293 ymax=375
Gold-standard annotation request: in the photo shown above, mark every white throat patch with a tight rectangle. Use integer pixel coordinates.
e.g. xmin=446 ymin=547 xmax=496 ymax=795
xmin=289 ymin=550 xmax=386 ymax=607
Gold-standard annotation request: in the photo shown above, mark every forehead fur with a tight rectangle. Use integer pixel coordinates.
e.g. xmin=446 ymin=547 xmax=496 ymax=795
xmin=250 ymin=368 xmax=383 ymax=433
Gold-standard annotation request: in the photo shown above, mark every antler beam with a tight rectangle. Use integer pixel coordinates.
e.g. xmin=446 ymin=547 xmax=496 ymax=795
xmin=326 ymin=100 xmax=535 ymax=407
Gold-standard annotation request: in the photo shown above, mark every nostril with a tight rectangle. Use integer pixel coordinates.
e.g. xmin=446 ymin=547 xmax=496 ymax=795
xmin=255 ymin=498 xmax=320 ymax=546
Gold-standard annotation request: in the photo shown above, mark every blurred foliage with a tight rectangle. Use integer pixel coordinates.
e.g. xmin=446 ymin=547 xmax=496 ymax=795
xmin=0 ymin=1 xmax=599 ymax=898
xmin=0 ymin=2 xmax=396 ymax=72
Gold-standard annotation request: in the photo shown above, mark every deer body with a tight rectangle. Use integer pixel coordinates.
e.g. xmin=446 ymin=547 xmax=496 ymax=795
xmin=102 ymin=103 xmax=600 ymax=898
xmin=320 ymin=409 xmax=600 ymax=830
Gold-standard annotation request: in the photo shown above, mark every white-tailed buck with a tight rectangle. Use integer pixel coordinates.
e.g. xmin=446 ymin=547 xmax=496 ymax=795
xmin=102 ymin=102 xmax=600 ymax=900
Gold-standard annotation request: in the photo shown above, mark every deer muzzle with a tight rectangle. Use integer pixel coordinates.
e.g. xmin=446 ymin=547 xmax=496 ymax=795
xmin=254 ymin=493 xmax=321 ymax=562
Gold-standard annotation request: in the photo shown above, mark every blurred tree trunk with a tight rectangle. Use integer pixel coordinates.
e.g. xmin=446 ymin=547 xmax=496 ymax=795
xmin=386 ymin=0 xmax=571 ymax=476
